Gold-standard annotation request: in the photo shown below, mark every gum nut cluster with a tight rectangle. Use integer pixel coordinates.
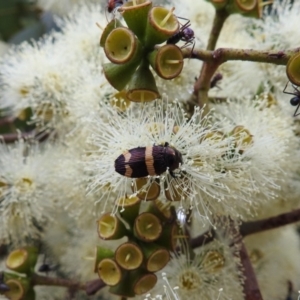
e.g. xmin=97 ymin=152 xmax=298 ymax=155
xmin=206 ymin=0 xmax=267 ymax=18
xmin=100 ymin=0 xmax=184 ymax=102
xmin=94 ymin=198 xmax=179 ymax=297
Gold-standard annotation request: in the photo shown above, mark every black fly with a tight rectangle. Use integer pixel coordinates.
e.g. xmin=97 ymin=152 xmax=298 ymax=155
xmin=283 ymin=81 xmax=300 ymax=117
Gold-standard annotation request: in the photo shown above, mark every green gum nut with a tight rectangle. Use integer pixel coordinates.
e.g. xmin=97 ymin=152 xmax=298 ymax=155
xmin=130 ymin=270 xmax=157 ymax=295
xmin=115 ymin=242 xmax=144 ymax=270
xmin=148 ymin=44 xmax=183 ymax=80
xmin=206 ymin=0 xmax=229 ymax=10
xmin=226 ymin=0 xmax=256 ymax=14
xmin=5 ymin=247 xmax=38 ymax=275
xmin=97 ymin=258 xmax=122 ymax=286
xmin=133 ymin=212 xmax=162 ymax=242
xmin=140 ymin=243 xmax=170 ymax=272
xmin=3 ymin=273 xmax=31 ymax=300
xmin=126 ymin=61 xmax=160 ymax=102
xmin=132 ymin=178 xmax=161 ymax=201
xmin=117 ymin=195 xmax=141 ymax=226
xmin=109 ymin=272 xmax=135 ymax=298
xmin=93 ymin=246 xmax=114 ymax=273
xmin=144 ymin=6 xmax=179 ymax=49
xmin=119 ymin=0 xmax=152 ymax=41
xmin=100 ymin=19 xmax=123 ymax=47
xmin=146 ymin=199 xmax=173 ymax=222
xmin=103 ymin=57 xmax=140 ymax=91
xmin=243 ymin=0 xmax=273 ymax=18
xmin=286 ymin=52 xmax=300 ymax=86
xmin=156 ymin=222 xmax=179 ymax=251
xmin=104 ymin=27 xmax=143 ymax=64
xmin=97 ymin=213 xmax=128 ymax=240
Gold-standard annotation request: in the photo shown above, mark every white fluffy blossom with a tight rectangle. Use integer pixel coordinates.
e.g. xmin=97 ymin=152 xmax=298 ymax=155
xmin=0 ymin=139 xmax=59 ymax=246
xmin=146 ymin=238 xmax=243 ymax=300
xmin=37 ymin=0 xmax=102 ymax=16
xmin=84 ymin=99 xmax=287 ymax=222
xmin=0 ymin=4 xmax=112 ymax=137
xmin=0 ymin=38 xmax=81 ymax=132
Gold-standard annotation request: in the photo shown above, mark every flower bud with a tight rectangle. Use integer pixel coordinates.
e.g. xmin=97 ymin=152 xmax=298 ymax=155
xmin=144 ymin=6 xmax=179 ymax=48
xmin=126 ymin=61 xmax=160 ymax=102
xmin=242 ymin=0 xmax=273 ymax=18
xmin=109 ymin=272 xmax=135 ymax=298
xmin=147 ymin=44 xmax=183 ymax=80
xmin=115 ymin=242 xmax=144 ymax=270
xmin=119 ymin=0 xmax=152 ymax=41
xmin=104 ymin=27 xmax=143 ymax=64
xmin=140 ymin=243 xmax=170 ymax=272
xmin=93 ymin=246 xmax=114 ymax=273
xmin=5 ymin=247 xmax=38 ymax=275
xmin=146 ymin=199 xmax=173 ymax=221
xmin=206 ymin=0 xmax=229 ymax=10
xmin=286 ymin=52 xmax=300 ymax=86
xmin=156 ymin=222 xmax=179 ymax=251
xmin=117 ymin=194 xmax=141 ymax=225
xmin=131 ymin=270 xmax=157 ymax=295
xmin=100 ymin=19 xmax=123 ymax=47
xmin=132 ymin=178 xmax=160 ymax=201
xmin=97 ymin=213 xmax=128 ymax=240
xmin=226 ymin=0 xmax=256 ymax=15
xmin=2 ymin=273 xmax=32 ymax=300
xmin=103 ymin=59 xmax=140 ymax=91
xmin=134 ymin=212 xmax=162 ymax=242
xmin=97 ymin=258 xmax=122 ymax=286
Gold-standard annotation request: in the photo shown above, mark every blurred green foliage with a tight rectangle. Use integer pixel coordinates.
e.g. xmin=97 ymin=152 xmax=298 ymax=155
xmin=0 ymin=0 xmax=42 ymax=42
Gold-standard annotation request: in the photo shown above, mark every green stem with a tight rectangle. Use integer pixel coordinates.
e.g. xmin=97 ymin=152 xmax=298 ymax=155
xmin=31 ymin=274 xmax=86 ymax=290
xmin=187 ymin=46 xmax=299 ymax=112
xmin=184 ymin=47 xmax=299 ymax=65
xmin=206 ymin=9 xmax=229 ymax=51
xmin=31 ymin=275 xmax=107 ymax=296
xmin=191 ymin=208 xmax=300 ymax=250
xmin=192 ymin=8 xmax=228 ymax=113
xmin=194 ymin=62 xmax=219 ymax=114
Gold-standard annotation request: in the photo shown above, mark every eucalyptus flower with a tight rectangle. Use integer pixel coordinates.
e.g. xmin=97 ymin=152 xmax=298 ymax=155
xmin=146 ymin=238 xmax=243 ymax=300
xmin=37 ymin=0 xmax=102 ymax=16
xmin=0 ymin=139 xmax=59 ymax=246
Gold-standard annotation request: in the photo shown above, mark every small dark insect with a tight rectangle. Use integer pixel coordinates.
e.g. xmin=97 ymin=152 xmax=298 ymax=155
xmin=0 ymin=282 xmax=10 ymax=293
xmin=38 ymin=263 xmax=52 ymax=274
xmin=210 ymin=73 xmax=223 ymax=89
xmin=38 ymin=254 xmax=55 ymax=276
xmin=283 ymin=81 xmax=300 ymax=117
xmin=114 ymin=143 xmax=183 ymax=178
xmin=107 ymin=0 xmax=124 ymax=13
xmin=0 ymin=272 xmax=9 ymax=293
xmin=167 ymin=19 xmax=195 ymax=49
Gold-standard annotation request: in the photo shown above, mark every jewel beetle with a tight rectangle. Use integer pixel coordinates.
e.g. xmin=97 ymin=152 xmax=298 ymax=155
xmin=114 ymin=143 xmax=183 ymax=178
